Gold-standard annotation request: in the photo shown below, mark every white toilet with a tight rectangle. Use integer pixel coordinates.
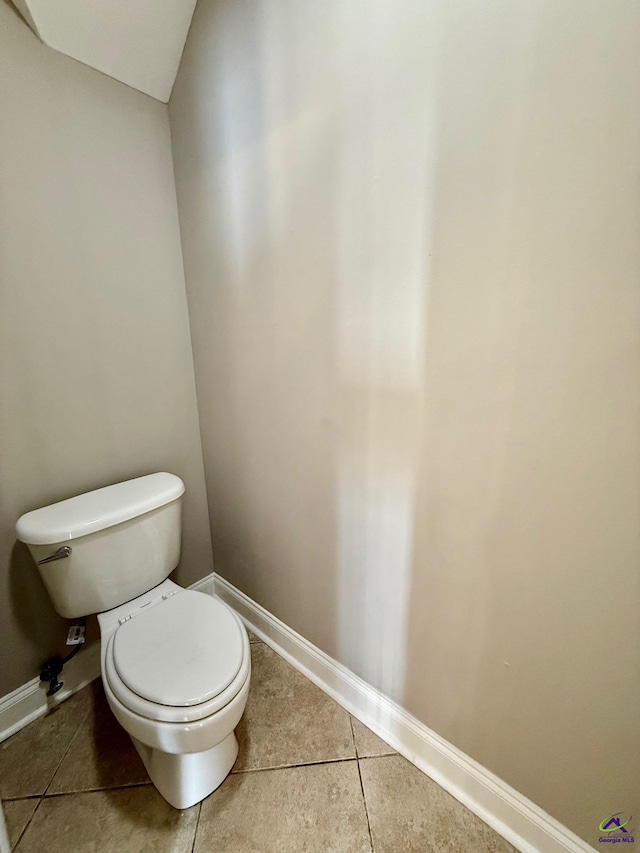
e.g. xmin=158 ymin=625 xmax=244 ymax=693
xmin=15 ymin=472 xmax=250 ymax=809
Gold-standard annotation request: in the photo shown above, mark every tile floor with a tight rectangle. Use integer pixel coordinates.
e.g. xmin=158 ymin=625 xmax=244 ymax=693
xmin=1 ymin=633 xmax=515 ymax=852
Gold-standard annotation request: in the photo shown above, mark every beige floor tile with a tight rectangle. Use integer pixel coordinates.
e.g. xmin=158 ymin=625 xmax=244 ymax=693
xmin=48 ymin=680 xmax=148 ymax=794
xmin=195 ymin=761 xmax=371 ymax=853
xmin=0 ymin=687 xmax=93 ymax=799
xmin=2 ymin=799 xmax=39 ymax=849
xmin=247 ymin=630 xmax=262 ymax=644
xmin=360 ymin=755 xmax=515 ymax=853
xmin=350 ymin=717 xmax=395 ymax=758
xmin=15 ymin=787 xmax=199 ymax=853
xmin=234 ymin=643 xmax=355 ymax=771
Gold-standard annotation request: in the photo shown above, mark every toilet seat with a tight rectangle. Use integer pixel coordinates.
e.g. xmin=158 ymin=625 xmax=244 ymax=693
xmin=103 ymin=590 xmax=250 ymax=724
xmin=114 ymin=590 xmax=244 ymax=706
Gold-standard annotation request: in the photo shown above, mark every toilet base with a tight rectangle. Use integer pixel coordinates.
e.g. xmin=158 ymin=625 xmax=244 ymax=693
xmin=131 ymin=732 xmax=239 ymax=809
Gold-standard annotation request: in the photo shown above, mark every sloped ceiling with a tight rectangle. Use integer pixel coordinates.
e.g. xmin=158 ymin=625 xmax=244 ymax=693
xmin=11 ymin=0 xmax=197 ymax=102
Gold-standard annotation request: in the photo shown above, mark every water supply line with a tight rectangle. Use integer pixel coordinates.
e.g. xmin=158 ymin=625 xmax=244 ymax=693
xmin=39 ymin=617 xmax=86 ymax=696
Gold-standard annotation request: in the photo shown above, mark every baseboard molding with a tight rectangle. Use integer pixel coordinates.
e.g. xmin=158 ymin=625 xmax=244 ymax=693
xmin=213 ymin=573 xmax=592 ymax=853
xmin=0 ymin=642 xmax=102 ymax=744
xmin=0 ymin=573 xmax=218 ymax=745
xmin=189 ymin=572 xmax=217 ymax=596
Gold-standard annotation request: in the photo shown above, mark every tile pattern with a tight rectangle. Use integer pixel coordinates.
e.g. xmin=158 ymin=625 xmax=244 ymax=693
xmin=48 ymin=681 xmax=148 ymax=794
xmin=1 ymin=637 xmax=514 ymax=853
xmin=2 ymin=799 xmax=38 ymax=850
xmin=16 ymin=788 xmax=199 ymax=853
xmin=0 ymin=687 xmax=93 ymax=799
xmin=361 ymin=754 xmax=515 ymax=853
xmin=195 ymin=762 xmax=371 ymax=852
xmin=234 ymin=642 xmax=355 ymax=772
xmin=351 ymin=716 xmax=396 ymax=759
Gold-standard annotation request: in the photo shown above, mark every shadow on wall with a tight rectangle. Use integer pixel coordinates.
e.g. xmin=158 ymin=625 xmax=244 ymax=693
xmin=7 ymin=541 xmax=69 ymax=679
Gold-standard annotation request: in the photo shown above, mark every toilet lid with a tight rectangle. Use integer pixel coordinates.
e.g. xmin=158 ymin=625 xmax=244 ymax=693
xmin=112 ymin=591 xmax=244 ymax=707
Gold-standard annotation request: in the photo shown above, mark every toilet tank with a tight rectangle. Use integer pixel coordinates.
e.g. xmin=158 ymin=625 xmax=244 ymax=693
xmin=16 ymin=473 xmax=185 ymax=619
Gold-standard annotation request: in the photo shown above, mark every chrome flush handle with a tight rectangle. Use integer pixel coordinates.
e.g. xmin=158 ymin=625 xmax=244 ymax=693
xmin=37 ymin=545 xmax=72 ymax=564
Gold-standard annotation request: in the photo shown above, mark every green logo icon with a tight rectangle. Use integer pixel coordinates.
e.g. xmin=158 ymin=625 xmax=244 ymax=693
xmin=599 ymin=814 xmax=631 ymax=834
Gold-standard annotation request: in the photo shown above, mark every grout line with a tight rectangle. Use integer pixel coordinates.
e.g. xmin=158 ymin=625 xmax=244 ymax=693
xmin=230 ymin=755 xmax=359 ymax=775
xmin=190 ymin=801 xmax=203 ymax=853
xmin=12 ymin=796 xmax=43 ymax=850
xmin=357 ymin=754 xmax=397 ymax=763
xmin=2 ymin=685 xmax=95 ymax=804
xmin=356 ymin=758 xmax=375 ymax=852
xmin=349 ymin=714 xmax=360 ymax=759
xmin=42 ymin=782 xmax=153 ymax=800
xmin=42 ymin=692 xmax=94 ymax=798
xmin=0 ymin=795 xmax=41 ymax=803
xmin=350 ymin=714 xmax=376 ymax=852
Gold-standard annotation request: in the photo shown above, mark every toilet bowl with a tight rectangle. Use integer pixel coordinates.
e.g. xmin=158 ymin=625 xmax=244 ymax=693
xmin=98 ymin=580 xmax=251 ymax=808
xmin=15 ymin=473 xmax=250 ymax=809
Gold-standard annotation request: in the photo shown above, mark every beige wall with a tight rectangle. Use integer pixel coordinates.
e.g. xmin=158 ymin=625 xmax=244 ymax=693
xmin=170 ymin=0 xmax=640 ymax=846
xmin=0 ymin=3 xmax=213 ymax=695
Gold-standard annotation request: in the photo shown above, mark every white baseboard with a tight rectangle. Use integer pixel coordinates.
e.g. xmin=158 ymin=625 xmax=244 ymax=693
xmin=189 ymin=572 xmax=216 ymax=596
xmin=0 ymin=573 xmax=218 ymax=745
xmin=212 ymin=573 xmax=592 ymax=853
xmin=0 ymin=642 xmax=102 ymax=744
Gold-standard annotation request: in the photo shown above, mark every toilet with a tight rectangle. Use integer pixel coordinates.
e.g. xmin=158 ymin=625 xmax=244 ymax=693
xmin=15 ymin=472 xmax=250 ymax=809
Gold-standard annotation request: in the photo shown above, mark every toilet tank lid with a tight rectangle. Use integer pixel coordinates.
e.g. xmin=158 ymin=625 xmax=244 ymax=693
xmin=15 ymin=473 xmax=185 ymax=546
